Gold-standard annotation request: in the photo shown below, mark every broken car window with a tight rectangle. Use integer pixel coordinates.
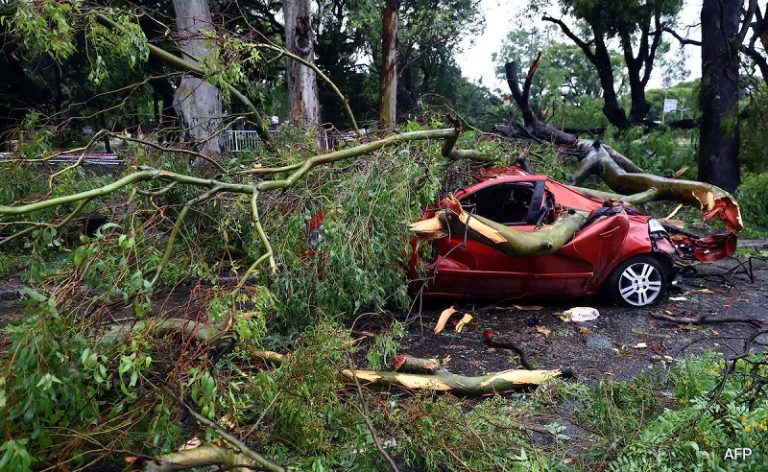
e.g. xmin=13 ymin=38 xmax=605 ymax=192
xmin=462 ymin=183 xmax=535 ymax=225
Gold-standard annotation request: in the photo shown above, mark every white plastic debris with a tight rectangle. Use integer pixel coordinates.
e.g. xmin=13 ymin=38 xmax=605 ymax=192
xmin=562 ymin=307 xmax=600 ymax=322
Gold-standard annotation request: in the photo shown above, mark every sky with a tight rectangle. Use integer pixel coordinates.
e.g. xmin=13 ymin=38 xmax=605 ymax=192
xmin=457 ymin=0 xmax=704 ymax=94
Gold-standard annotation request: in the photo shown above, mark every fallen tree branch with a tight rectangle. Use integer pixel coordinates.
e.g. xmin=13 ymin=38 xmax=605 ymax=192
xmin=648 ymin=312 xmax=763 ymax=330
xmin=250 ymin=348 xmax=570 ymax=395
xmin=243 ymin=126 xmax=490 ymax=177
xmin=98 ymin=318 xmax=236 ymax=359
xmin=173 ymin=391 xmax=285 ymax=472
xmin=483 ymin=329 xmax=534 ymax=370
xmin=494 ymin=54 xmax=743 ymax=234
xmin=567 ymin=186 xmax=661 ymax=206
xmin=573 ymin=141 xmax=742 ymax=232
xmin=133 ymin=445 xmax=259 ymax=471
xmin=1 ymin=122 xmax=490 ymax=285
xmin=392 ymin=355 xmax=443 ymax=374
xmin=411 ymin=196 xmax=587 ymax=257
xmin=502 ymin=59 xmax=578 ymax=146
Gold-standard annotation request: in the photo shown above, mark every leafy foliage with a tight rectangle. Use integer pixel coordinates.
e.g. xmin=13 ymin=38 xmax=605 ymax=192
xmin=265 ymin=123 xmax=445 ymax=329
xmin=737 ymin=172 xmax=768 ymax=234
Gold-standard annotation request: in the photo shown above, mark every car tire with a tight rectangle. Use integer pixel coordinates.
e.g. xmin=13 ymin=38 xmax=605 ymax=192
xmin=605 ymin=255 xmax=670 ymax=307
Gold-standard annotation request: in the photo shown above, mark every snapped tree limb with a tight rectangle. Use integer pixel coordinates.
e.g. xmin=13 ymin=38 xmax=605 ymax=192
xmin=411 ymin=196 xmax=587 ymax=257
xmin=572 ymin=141 xmax=743 ymax=232
xmin=134 ymin=446 xmax=259 ymax=472
xmin=496 ymin=57 xmax=743 ymax=233
xmin=1 ymin=124 xmax=487 ymax=284
xmin=250 ymin=349 xmax=570 ymax=395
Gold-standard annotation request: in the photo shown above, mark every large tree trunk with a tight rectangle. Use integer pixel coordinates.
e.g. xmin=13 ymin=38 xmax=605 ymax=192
xmin=282 ymin=0 xmax=320 ymax=126
xmin=171 ymin=0 xmax=225 ymax=166
xmin=379 ymin=0 xmax=399 ymax=129
xmin=544 ymin=17 xmax=632 ymax=130
xmin=699 ymin=0 xmax=741 ymax=192
xmin=626 ymin=67 xmax=650 ymax=124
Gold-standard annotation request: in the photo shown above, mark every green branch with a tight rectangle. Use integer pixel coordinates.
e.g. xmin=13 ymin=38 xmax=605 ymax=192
xmin=252 ymin=127 xmax=487 ymax=189
xmin=1 ymin=126 xmax=490 ymax=284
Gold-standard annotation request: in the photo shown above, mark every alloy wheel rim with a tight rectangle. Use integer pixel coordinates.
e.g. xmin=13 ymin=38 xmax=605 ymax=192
xmin=618 ymin=262 xmax=662 ymax=306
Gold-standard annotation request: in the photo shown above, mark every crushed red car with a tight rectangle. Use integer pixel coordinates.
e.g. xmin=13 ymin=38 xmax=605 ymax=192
xmin=408 ymin=166 xmax=737 ymax=307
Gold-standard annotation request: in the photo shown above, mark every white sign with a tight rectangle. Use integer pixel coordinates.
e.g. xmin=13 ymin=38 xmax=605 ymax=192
xmin=663 ymin=98 xmax=679 ymax=113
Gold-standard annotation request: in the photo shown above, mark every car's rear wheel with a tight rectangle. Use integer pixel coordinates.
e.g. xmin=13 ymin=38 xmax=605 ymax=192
xmin=606 ymin=255 xmax=669 ymax=307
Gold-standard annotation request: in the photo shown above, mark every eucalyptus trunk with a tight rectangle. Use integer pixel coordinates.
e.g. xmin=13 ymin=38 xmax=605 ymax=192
xmin=698 ymin=0 xmax=741 ymax=192
xmin=379 ymin=0 xmax=399 ymax=129
xmin=282 ymin=0 xmax=320 ymax=125
xmin=171 ymin=0 xmax=225 ymax=166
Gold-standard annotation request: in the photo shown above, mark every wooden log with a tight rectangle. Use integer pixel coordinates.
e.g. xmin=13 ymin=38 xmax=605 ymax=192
xmin=135 ymin=446 xmax=257 ymax=472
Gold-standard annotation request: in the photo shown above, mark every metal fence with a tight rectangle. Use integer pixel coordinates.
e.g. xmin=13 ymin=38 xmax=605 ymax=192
xmin=226 ymin=130 xmax=262 ymax=153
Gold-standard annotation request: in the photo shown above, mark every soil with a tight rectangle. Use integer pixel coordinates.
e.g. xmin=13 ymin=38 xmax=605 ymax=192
xmin=391 ymin=256 xmax=768 ymax=384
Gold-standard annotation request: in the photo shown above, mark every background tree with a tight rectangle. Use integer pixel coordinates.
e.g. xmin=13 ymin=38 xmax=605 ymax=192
xmin=740 ymin=1 xmax=768 ymax=85
xmin=542 ymin=0 xmax=684 ymax=129
xmin=282 ymin=0 xmax=320 ymax=125
xmin=698 ymin=0 xmax=754 ymax=191
xmin=172 ymin=0 xmax=225 ymax=165
xmin=494 ymin=26 xmax=622 ymax=130
xmin=314 ymin=0 xmax=375 ymax=127
xmin=379 ymin=0 xmax=399 ymax=128
xmin=348 ymin=0 xmax=484 ymax=123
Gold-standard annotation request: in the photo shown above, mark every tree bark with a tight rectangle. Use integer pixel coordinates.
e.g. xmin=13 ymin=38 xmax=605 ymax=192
xmin=698 ymin=0 xmax=741 ymax=192
xmin=379 ymin=0 xmax=399 ymax=129
xmin=171 ymin=0 xmax=225 ymax=166
xmin=593 ymin=32 xmax=632 ymax=129
xmin=282 ymin=0 xmax=320 ymax=126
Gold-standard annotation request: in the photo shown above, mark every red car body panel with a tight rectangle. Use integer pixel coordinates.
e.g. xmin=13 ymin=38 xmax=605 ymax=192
xmin=409 ymin=169 xmax=680 ymax=300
